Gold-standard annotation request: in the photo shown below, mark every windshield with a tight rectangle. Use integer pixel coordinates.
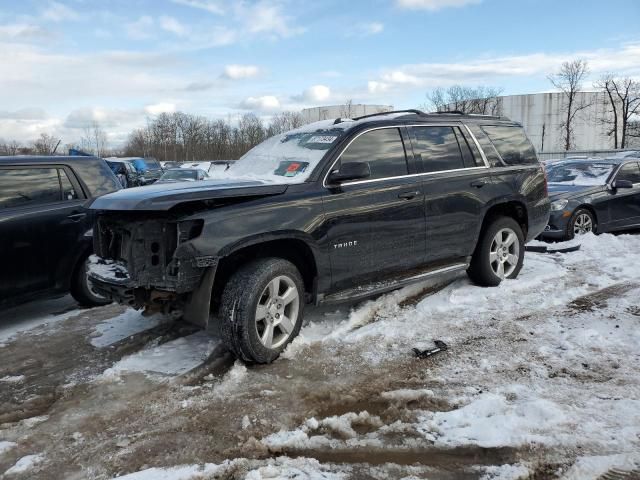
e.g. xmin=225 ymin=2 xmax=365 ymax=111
xmin=217 ymin=120 xmax=350 ymax=183
xmin=546 ymin=161 xmax=616 ymax=186
xmin=161 ymin=169 xmax=198 ymax=180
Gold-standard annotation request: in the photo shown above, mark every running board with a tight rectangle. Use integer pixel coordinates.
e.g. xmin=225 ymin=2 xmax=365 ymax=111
xmin=320 ymin=263 xmax=468 ymax=305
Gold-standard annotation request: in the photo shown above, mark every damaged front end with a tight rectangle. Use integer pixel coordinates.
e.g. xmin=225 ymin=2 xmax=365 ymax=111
xmin=88 ymin=212 xmax=217 ymax=324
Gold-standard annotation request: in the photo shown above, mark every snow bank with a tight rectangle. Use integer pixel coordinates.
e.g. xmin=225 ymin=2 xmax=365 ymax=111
xmin=560 ymin=454 xmax=640 ymax=480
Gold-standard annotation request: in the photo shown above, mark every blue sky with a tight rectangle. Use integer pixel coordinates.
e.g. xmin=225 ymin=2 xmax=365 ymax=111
xmin=1 ymin=0 xmax=639 ymax=146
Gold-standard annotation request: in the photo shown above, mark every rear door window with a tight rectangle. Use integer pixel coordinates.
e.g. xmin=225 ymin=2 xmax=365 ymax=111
xmin=410 ymin=126 xmax=466 ymax=173
xmin=0 ymin=168 xmax=63 ymax=209
xmin=339 ymin=128 xmax=408 ymax=180
xmin=481 ymin=125 xmax=538 ymax=165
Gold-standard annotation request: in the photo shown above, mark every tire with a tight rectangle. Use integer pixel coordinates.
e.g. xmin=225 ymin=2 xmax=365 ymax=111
xmin=219 ymin=258 xmax=305 ymax=364
xmin=467 ymin=216 xmax=525 ymax=287
xmin=70 ymin=256 xmax=112 ymax=307
xmin=567 ymin=208 xmax=596 ymax=240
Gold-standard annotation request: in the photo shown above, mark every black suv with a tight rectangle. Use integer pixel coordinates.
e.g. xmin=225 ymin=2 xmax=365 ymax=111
xmin=88 ymin=111 xmax=550 ymax=363
xmin=0 ymin=156 xmax=120 ymax=308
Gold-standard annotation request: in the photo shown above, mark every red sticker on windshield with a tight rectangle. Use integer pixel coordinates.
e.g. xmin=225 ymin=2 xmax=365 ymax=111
xmin=287 ymin=163 xmax=301 ymax=172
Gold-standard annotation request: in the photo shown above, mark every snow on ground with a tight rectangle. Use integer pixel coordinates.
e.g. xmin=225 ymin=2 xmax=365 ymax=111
xmin=266 ymin=233 xmax=640 ymax=470
xmin=102 ymin=331 xmax=220 ymax=377
xmin=91 ymin=309 xmax=168 ymax=348
xmin=3 ymin=454 xmax=44 ymax=475
xmin=113 ymin=457 xmax=346 ymax=480
xmin=0 ymin=295 xmax=80 ymax=344
xmin=560 ymin=454 xmax=640 ymax=480
xmin=0 ymin=441 xmax=17 ymax=455
xmin=2 ymin=232 xmax=640 ymax=479
xmin=0 ymin=375 xmax=25 ymax=383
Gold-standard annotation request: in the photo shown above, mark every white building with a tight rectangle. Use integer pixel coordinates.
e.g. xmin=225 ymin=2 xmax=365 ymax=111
xmin=495 ymin=92 xmax=615 ymax=152
xmin=301 ymin=104 xmax=393 ymax=123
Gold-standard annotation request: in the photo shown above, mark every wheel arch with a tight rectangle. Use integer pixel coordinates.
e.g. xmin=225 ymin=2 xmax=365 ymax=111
xmin=478 ymin=200 xmax=528 ymax=245
xmin=212 ymin=232 xmax=325 ymax=312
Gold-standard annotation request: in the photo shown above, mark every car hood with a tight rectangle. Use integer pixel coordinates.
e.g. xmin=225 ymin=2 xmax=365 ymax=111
xmin=548 ymin=183 xmax=604 ymax=200
xmin=88 ymin=178 xmax=288 ymax=211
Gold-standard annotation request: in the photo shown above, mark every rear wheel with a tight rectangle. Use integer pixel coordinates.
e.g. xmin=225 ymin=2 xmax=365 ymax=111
xmin=70 ymin=256 xmax=111 ymax=307
xmin=568 ymin=208 xmax=596 ymax=239
xmin=219 ymin=258 xmax=304 ymax=364
xmin=467 ymin=216 xmax=525 ymax=287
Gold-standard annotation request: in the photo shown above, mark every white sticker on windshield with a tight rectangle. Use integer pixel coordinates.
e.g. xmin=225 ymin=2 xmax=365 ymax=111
xmin=308 ymin=135 xmax=338 ymax=144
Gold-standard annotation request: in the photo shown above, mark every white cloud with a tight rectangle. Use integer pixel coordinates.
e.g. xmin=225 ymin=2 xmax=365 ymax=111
xmin=222 ymin=64 xmax=260 ymax=80
xmin=0 ymin=108 xmax=48 ymax=121
xmin=237 ymin=1 xmax=305 ymax=39
xmin=396 ymin=0 xmax=482 ymax=11
xmin=41 ymin=1 xmax=80 ymax=22
xmin=0 ymin=24 xmax=54 ymax=41
xmin=171 ymin=0 xmax=225 ymax=15
xmin=301 ymin=85 xmax=331 ymax=102
xmin=371 ymin=42 xmax=640 ymax=91
xmin=159 ymin=16 xmax=187 ymax=36
xmin=240 ymin=95 xmax=281 ymax=111
xmin=126 ymin=16 xmax=155 ymax=40
xmin=144 ymin=103 xmax=177 ymax=115
xmin=368 ymin=81 xmax=390 ymax=94
xmin=356 ymin=22 xmax=384 ymax=36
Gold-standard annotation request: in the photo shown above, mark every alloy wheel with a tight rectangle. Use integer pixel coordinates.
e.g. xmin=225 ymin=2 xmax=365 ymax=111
xmin=489 ymin=228 xmax=520 ymax=279
xmin=573 ymin=213 xmax=593 ymax=236
xmin=255 ymin=275 xmax=300 ymax=349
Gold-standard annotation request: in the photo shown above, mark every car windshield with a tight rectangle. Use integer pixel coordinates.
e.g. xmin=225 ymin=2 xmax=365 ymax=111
xmin=161 ymin=169 xmax=198 ymax=180
xmin=216 ymin=120 xmax=350 ymax=183
xmin=546 ymin=161 xmax=616 ymax=186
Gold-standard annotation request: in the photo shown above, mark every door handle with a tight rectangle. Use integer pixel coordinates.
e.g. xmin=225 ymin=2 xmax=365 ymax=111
xmin=67 ymin=213 xmax=87 ymax=222
xmin=398 ymin=190 xmax=420 ymax=200
xmin=470 ymin=179 xmax=489 ymax=188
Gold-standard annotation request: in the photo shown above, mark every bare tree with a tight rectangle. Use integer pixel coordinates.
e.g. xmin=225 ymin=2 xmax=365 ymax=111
xmin=33 ymin=133 xmax=60 ymax=155
xmin=425 ymin=85 xmax=503 ymax=114
xmin=596 ymin=74 xmax=640 ymax=149
xmin=340 ymin=99 xmax=354 ymax=118
xmin=81 ymin=121 xmax=108 ymax=157
xmin=548 ymin=59 xmax=590 ymax=150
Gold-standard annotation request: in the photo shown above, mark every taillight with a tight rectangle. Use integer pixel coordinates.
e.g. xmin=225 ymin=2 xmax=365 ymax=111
xmin=540 ymin=163 xmax=548 ymax=196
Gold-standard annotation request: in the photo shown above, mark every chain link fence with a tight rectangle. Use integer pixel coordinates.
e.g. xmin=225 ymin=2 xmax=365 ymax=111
xmin=537 ymin=149 xmax=639 ymax=163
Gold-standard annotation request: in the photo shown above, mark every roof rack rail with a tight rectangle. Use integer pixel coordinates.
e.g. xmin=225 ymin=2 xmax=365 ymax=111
xmin=433 ymin=110 xmax=465 ymax=115
xmin=351 ymin=109 xmax=426 ymax=121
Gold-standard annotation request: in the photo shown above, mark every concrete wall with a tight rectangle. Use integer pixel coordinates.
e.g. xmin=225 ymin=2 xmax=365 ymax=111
xmin=496 ymin=92 xmax=616 ymax=152
xmin=301 ymin=104 xmax=393 ymax=123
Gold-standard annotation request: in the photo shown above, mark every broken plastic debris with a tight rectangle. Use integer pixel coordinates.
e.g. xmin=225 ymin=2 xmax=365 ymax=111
xmin=413 ymin=340 xmax=448 ymax=359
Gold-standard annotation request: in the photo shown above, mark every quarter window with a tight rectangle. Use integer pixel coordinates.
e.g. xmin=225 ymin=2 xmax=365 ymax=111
xmin=482 ymin=125 xmax=538 ymax=165
xmin=616 ymin=162 xmax=640 ymax=184
xmin=411 ymin=126 xmax=465 ymax=173
xmin=339 ymin=128 xmax=408 ymax=180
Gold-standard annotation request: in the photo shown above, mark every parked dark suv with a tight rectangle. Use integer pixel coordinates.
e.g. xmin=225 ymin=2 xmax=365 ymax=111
xmin=0 ymin=156 xmax=120 ymax=308
xmin=88 ymin=110 xmax=550 ymax=363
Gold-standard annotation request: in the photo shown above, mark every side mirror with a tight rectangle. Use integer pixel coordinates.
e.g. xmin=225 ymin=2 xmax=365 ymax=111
xmin=327 ymin=162 xmax=371 ymax=184
xmin=612 ymin=179 xmax=634 ymax=189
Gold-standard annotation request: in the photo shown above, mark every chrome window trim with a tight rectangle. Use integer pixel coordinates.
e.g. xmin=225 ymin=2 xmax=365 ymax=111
xmin=323 ymin=123 xmax=491 ymax=188
xmin=462 ymin=124 xmax=490 ymax=168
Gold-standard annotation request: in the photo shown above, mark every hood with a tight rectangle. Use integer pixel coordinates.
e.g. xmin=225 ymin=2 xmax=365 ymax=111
xmin=547 ymin=183 xmax=603 ymax=200
xmin=88 ymin=178 xmax=288 ymax=211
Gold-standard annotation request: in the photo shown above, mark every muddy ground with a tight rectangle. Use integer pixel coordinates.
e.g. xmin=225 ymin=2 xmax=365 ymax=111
xmin=1 ymin=235 xmax=640 ymax=479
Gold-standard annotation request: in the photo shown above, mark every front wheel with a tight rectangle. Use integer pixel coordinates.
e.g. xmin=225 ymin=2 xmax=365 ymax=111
xmin=219 ymin=258 xmax=304 ymax=364
xmin=467 ymin=216 xmax=525 ymax=287
xmin=568 ymin=208 xmax=596 ymax=239
xmin=70 ymin=256 xmax=112 ymax=307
